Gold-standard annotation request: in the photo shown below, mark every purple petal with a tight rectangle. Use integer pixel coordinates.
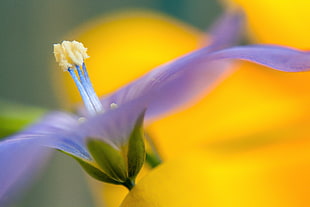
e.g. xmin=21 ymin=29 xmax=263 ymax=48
xmin=101 ymin=46 xmax=233 ymax=121
xmin=0 ymin=140 xmax=50 ymax=206
xmin=101 ymin=45 xmax=310 ymax=124
xmin=207 ymin=45 xmax=310 ymax=72
xmin=206 ymin=9 xmax=244 ymax=50
xmin=7 ymin=112 xmax=91 ymax=160
xmin=79 ymin=101 xmax=147 ymax=147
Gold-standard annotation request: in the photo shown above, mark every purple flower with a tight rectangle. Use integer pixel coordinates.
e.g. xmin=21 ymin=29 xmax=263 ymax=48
xmin=1 ymin=10 xmax=310 ymax=205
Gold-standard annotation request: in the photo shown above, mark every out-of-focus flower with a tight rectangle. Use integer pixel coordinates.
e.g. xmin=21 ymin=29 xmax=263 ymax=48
xmin=223 ymin=0 xmax=310 ymax=132
xmin=228 ymin=0 xmax=310 ymax=48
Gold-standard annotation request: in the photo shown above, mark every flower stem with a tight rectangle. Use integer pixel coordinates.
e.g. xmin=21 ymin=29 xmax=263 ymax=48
xmin=123 ymin=178 xmax=135 ymax=191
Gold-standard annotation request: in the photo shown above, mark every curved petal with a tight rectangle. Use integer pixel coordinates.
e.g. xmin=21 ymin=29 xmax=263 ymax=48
xmin=6 ymin=112 xmax=91 ymax=160
xmin=101 ymin=47 xmax=233 ymax=121
xmin=208 ymin=45 xmax=310 ymax=72
xmin=100 ymin=44 xmax=310 ymax=126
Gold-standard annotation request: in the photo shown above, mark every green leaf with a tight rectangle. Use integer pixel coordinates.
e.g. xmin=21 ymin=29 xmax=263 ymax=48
xmin=0 ymin=100 xmax=46 ymax=138
xmin=127 ymin=110 xmax=146 ymax=179
xmin=87 ymin=139 xmax=127 ymax=182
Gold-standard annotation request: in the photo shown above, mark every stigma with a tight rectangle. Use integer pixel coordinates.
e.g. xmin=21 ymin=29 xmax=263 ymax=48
xmin=53 ymin=40 xmax=104 ymax=116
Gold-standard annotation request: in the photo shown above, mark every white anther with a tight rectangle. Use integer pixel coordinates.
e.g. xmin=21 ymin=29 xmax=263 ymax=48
xmin=54 ymin=40 xmax=89 ymax=71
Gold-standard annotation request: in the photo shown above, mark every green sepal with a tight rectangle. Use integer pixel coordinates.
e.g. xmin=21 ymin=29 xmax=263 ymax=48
xmin=144 ymin=132 xmax=162 ymax=168
xmin=74 ymin=157 xmax=121 ymax=184
xmin=87 ymin=139 xmax=127 ymax=182
xmin=127 ymin=110 xmax=146 ymax=179
xmin=145 ymin=152 xmax=162 ymax=168
xmin=58 ymin=150 xmax=122 ymax=185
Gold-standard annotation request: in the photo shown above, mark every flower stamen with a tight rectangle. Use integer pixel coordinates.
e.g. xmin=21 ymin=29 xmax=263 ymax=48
xmin=110 ymin=103 xmax=118 ymax=109
xmin=54 ymin=40 xmax=104 ymax=116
